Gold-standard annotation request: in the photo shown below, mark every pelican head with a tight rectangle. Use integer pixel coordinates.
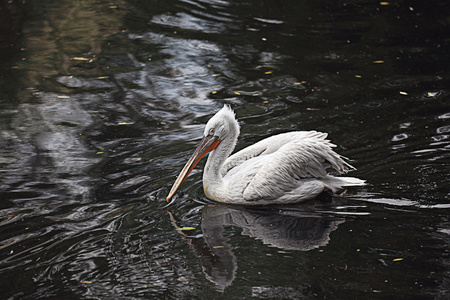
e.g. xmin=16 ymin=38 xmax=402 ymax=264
xmin=203 ymin=104 xmax=240 ymax=141
xmin=166 ymin=105 xmax=239 ymax=202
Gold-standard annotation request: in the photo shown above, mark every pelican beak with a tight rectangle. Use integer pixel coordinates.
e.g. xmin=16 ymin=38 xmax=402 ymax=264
xmin=166 ymin=134 xmax=221 ymax=202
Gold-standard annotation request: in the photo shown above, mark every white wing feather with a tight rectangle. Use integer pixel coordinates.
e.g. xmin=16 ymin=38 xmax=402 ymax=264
xmin=221 ymin=131 xmax=355 ymax=201
xmin=222 ymin=131 xmax=325 ymax=175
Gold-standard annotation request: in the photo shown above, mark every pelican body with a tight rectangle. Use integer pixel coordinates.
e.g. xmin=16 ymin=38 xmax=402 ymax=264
xmin=167 ymin=105 xmax=364 ymax=205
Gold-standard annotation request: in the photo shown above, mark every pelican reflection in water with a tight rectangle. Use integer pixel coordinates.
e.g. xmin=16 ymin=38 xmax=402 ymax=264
xmin=167 ymin=105 xmax=364 ymax=205
xmin=168 ymin=205 xmax=345 ymax=290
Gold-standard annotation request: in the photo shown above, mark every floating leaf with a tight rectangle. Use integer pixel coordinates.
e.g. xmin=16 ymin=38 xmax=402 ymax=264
xmin=213 ymin=246 xmax=224 ymax=248
xmin=373 ymin=60 xmax=385 ymax=64
xmin=399 ymin=91 xmax=408 ymax=95
xmin=393 ymin=258 xmax=403 ymax=262
xmin=306 ymin=108 xmax=320 ymax=111
xmin=57 ymin=95 xmax=71 ymax=99
xmin=380 ymin=2 xmax=390 ymax=5
xmin=96 ymin=152 xmax=104 ymax=155
xmin=97 ymin=76 xmax=109 ymax=79
xmin=355 ymin=75 xmax=362 ymax=78
xmin=264 ymin=71 xmax=272 ymax=75
xmin=81 ymin=281 xmax=92 ymax=284
xmin=212 ymin=91 xmax=217 ymax=94
xmin=234 ymin=92 xmax=241 ymax=95
xmin=72 ymin=57 xmax=90 ymax=61
xmin=117 ymin=122 xmax=135 ymax=125
xmin=176 ymin=227 xmax=196 ymax=231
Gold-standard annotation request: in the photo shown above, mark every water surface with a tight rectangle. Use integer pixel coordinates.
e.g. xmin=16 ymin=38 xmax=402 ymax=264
xmin=0 ymin=0 xmax=449 ymax=299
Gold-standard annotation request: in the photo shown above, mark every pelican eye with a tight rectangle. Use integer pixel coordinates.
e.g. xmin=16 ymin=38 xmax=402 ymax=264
xmin=209 ymin=128 xmax=215 ymax=136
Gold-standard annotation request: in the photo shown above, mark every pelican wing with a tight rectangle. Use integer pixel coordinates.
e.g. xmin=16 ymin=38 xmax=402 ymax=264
xmin=222 ymin=131 xmax=326 ymax=177
xmin=239 ymin=132 xmax=354 ymax=201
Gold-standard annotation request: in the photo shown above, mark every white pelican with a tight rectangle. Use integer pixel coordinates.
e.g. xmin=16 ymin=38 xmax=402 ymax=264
xmin=166 ymin=105 xmax=365 ymax=205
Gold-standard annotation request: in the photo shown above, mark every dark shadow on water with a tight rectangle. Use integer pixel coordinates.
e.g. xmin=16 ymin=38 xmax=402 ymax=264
xmin=168 ymin=202 xmax=345 ymax=291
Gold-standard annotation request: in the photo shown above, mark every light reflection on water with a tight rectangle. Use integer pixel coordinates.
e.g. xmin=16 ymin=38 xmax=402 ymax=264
xmin=0 ymin=0 xmax=449 ymax=298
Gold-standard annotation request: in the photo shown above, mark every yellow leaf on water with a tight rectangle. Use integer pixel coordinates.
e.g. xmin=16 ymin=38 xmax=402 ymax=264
xmin=98 ymin=76 xmax=109 ymax=79
xmin=212 ymin=91 xmax=217 ymax=94
xmin=234 ymin=92 xmax=241 ymax=95
xmin=265 ymin=71 xmax=272 ymax=75
xmin=117 ymin=122 xmax=135 ymax=125
xmin=72 ymin=57 xmax=90 ymax=61
xmin=399 ymin=91 xmax=408 ymax=95
xmin=380 ymin=2 xmax=390 ymax=5
xmin=176 ymin=227 xmax=196 ymax=231
xmin=373 ymin=60 xmax=385 ymax=64
xmin=213 ymin=246 xmax=224 ymax=248
xmin=81 ymin=281 xmax=92 ymax=284
xmin=393 ymin=258 xmax=403 ymax=262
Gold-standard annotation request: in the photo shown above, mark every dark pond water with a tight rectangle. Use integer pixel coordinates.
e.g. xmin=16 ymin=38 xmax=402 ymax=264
xmin=1 ymin=0 xmax=449 ymax=299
